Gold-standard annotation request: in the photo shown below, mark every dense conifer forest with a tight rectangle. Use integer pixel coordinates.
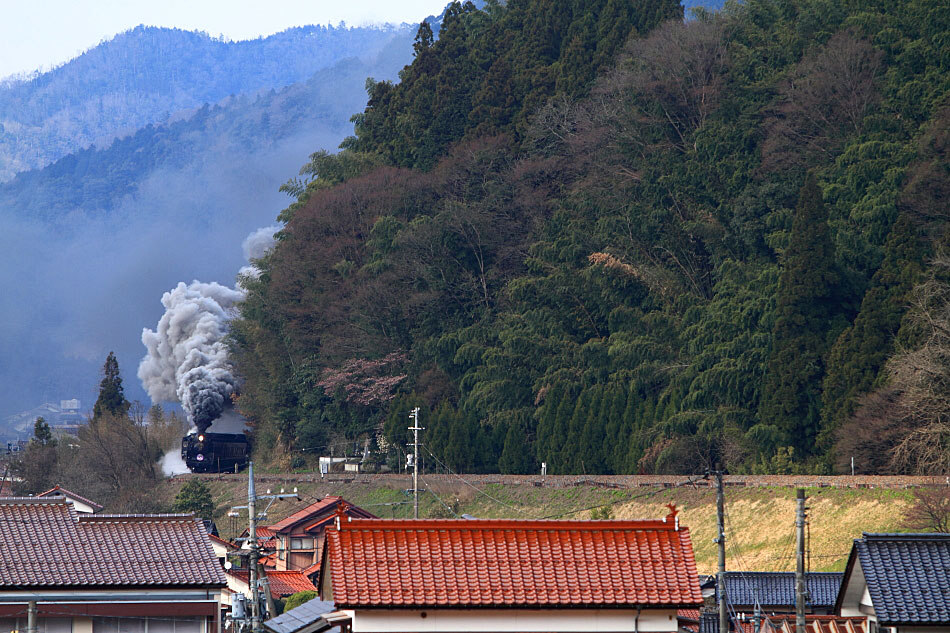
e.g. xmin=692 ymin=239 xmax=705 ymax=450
xmin=232 ymin=0 xmax=950 ymax=475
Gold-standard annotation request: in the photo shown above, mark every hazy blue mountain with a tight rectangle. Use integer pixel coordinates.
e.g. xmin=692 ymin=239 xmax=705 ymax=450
xmin=0 ymin=51 xmax=406 ymax=221
xmin=0 ymin=24 xmax=412 ymax=180
xmin=0 ymin=30 xmax=415 ymax=422
xmin=684 ymin=0 xmax=727 ymax=11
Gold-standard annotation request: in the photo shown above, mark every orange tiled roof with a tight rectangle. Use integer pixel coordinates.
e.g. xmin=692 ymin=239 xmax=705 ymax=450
xmin=765 ymin=615 xmax=869 ymax=633
xmin=268 ymin=496 xmax=375 ymax=534
xmin=679 ymin=609 xmax=701 ymax=621
xmin=259 ymin=551 xmax=278 ymax=569
xmin=239 ymin=526 xmax=278 ymax=549
xmin=325 ymin=516 xmax=703 ymax=608
xmin=209 ymin=534 xmax=237 ymax=550
xmin=232 ymin=570 xmax=316 ymax=598
xmin=267 ymin=570 xmax=318 ymax=597
xmin=256 ymin=526 xmax=278 ymax=541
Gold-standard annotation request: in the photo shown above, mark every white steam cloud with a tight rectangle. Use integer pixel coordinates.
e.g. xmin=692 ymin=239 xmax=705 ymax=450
xmin=160 ymin=449 xmax=190 ymax=476
xmin=239 ymin=225 xmax=279 ymax=279
xmin=138 ymin=226 xmax=277 ymax=431
xmin=138 ymin=281 xmax=244 ymax=431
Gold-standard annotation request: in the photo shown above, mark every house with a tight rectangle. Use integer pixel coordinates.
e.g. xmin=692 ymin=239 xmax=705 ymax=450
xmin=319 ymin=508 xmax=703 ymax=633
xmin=719 ymin=572 xmax=844 ymax=615
xmin=209 ymin=533 xmax=239 ymax=567
xmin=836 ymin=532 xmax=950 ymax=632
xmin=36 ymin=485 xmax=104 ymax=513
xmin=246 ymin=526 xmax=280 ymax=554
xmin=755 ymin=615 xmax=869 ymax=633
xmin=263 ymin=496 xmax=375 ymax=573
xmin=0 ymin=497 xmax=225 ymax=633
xmin=694 ymin=612 xmax=867 ymax=633
xmin=227 ymin=569 xmax=317 ymax=602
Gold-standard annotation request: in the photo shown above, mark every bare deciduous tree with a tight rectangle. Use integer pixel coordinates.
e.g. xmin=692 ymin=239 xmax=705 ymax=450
xmin=902 ymin=487 xmax=950 ymax=533
xmin=623 ymin=17 xmax=729 ymax=153
xmin=887 ymin=257 xmax=950 ymax=474
xmin=843 ymin=256 xmax=950 ymax=475
xmin=835 ymin=387 xmax=913 ymax=474
xmin=763 ymin=30 xmax=882 ymax=169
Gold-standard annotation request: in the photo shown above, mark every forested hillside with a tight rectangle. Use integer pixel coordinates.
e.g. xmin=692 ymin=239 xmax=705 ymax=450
xmin=233 ymin=0 xmax=950 ymax=476
xmin=0 ymin=24 xmax=411 ymax=180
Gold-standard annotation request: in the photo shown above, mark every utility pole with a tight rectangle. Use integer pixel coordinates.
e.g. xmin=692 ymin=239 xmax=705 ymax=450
xmin=248 ymin=462 xmax=260 ymax=633
xmin=795 ymin=489 xmax=807 ymax=632
xmin=409 ymin=407 xmax=422 ymax=519
xmin=716 ymin=469 xmax=728 ymax=633
xmin=26 ymin=600 xmax=37 ymax=633
xmin=230 ymin=463 xmax=300 ymax=633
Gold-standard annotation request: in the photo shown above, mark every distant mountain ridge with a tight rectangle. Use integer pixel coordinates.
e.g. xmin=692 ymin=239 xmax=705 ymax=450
xmin=0 ymin=23 xmax=413 ymax=181
xmin=0 ymin=51 xmax=409 ymax=221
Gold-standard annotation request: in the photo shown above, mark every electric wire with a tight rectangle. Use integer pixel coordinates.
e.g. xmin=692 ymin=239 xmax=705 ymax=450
xmin=540 ymin=473 xmax=709 ymax=519
xmin=422 ymin=446 xmax=526 ymax=515
xmin=722 ymin=506 xmax=765 ymax=623
xmin=421 ymin=475 xmax=461 ymax=518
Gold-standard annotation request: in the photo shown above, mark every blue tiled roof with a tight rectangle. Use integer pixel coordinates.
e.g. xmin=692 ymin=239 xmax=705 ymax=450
xmin=264 ymin=598 xmax=335 ymax=633
xmin=855 ymin=532 xmax=950 ymax=625
xmin=721 ymin=572 xmax=843 ymax=608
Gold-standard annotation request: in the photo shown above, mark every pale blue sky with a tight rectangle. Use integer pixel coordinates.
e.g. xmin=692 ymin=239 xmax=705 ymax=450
xmin=0 ymin=0 xmax=450 ymax=80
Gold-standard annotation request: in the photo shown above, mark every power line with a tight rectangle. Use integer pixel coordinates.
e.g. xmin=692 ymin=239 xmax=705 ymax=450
xmin=423 ymin=447 xmax=526 ymax=515
xmin=540 ymin=473 xmax=708 ymax=519
xmin=422 ymin=476 xmax=460 ymax=518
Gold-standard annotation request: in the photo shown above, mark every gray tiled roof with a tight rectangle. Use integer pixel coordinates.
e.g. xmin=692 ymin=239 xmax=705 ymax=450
xmin=264 ymin=599 xmax=335 ymax=633
xmin=0 ymin=497 xmax=225 ymax=588
xmin=722 ymin=571 xmax=843 ymax=608
xmin=854 ymin=532 xmax=950 ymax=625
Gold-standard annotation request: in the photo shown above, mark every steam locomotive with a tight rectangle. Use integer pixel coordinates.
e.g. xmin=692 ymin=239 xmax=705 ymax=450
xmin=181 ymin=431 xmax=249 ymax=473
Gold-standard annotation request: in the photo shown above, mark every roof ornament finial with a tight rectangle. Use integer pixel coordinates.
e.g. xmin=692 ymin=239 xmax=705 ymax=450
xmin=335 ymin=498 xmax=350 ymax=529
xmin=665 ymin=503 xmax=679 ymax=530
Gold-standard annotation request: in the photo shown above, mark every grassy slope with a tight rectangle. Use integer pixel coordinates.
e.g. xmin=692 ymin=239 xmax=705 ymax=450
xmin=162 ymin=476 xmax=910 ymax=574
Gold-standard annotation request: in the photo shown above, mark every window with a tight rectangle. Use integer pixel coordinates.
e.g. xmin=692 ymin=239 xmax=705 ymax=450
xmin=93 ymin=618 xmax=201 ymax=633
xmin=43 ymin=620 xmax=72 ymax=633
xmin=146 ymin=619 xmax=201 ymax=633
xmin=290 ymin=538 xmax=314 ymax=550
xmin=0 ymin=619 xmax=71 ymax=633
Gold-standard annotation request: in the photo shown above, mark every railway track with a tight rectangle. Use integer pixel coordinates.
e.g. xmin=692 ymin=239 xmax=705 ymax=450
xmin=187 ymin=471 xmax=950 ymax=490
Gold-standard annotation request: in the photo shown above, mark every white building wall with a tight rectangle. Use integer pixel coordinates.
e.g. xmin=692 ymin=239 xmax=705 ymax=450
xmin=347 ymin=608 xmax=679 ymax=633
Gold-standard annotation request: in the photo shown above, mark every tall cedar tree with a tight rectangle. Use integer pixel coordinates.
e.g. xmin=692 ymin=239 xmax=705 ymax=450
xmin=820 ymin=214 xmax=923 ymax=448
xmin=759 ymin=174 xmax=840 ymax=455
xmin=93 ymin=351 xmax=130 ymax=419
xmin=33 ymin=417 xmax=55 ymax=446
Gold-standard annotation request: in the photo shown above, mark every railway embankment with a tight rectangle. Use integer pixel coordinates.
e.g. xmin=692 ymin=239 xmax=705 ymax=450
xmin=165 ymin=473 xmax=932 ymax=574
